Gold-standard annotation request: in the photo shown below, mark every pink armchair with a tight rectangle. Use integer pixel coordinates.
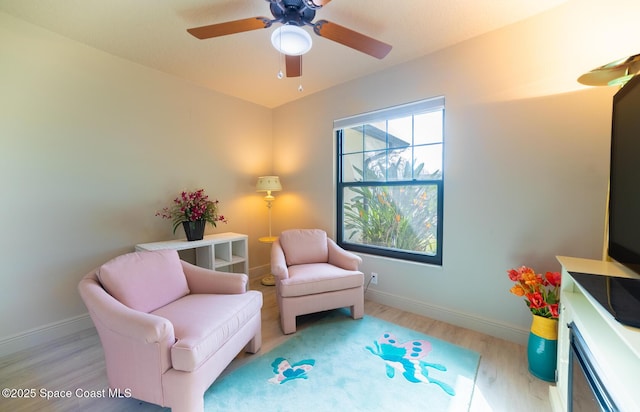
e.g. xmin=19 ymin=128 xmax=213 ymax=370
xmin=78 ymin=249 xmax=262 ymax=412
xmin=271 ymin=229 xmax=364 ymax=334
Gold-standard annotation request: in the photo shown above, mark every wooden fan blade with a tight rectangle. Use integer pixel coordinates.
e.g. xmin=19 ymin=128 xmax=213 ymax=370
xmin=286 ymin=55 xmax=302 ymax=77
xmin=187 ymin=17 xmax=270 ymax=39
xmin=314 ymin=20 xmax=392 ymax=59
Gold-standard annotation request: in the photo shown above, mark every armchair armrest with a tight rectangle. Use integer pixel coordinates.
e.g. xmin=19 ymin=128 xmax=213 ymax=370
xmin=271 ymin=239 xmax=289 ymax=280
xmin=181 ymin=261 xmax=248 ymax=294
xmin=79 ymin=273 xmax=174 ymax=344
xmin=79 ymin=271 xmax=176 ymax=400
xmin=328 ymin=239 xmax=362 ymax=271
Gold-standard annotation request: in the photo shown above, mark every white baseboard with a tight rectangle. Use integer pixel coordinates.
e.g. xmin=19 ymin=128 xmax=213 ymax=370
xmin=1 ymin=264 xmax=271 ymax=358
xmin=0 ymin=313 xmax=94 ymax=357
xmin=365 ymin=288 xmax=529 ymax=345
xmin=249 ymin=263 xmax=272 ymax=279
xmin=0 ymin=288 xmax=529 ymax=358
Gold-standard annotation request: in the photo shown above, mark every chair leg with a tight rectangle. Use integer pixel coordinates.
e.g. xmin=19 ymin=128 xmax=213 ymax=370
xmin=245 ymin=330 xmax=262 ymax=354
xmin=281 ymin=312 xmax=297 ymax=334
xmin=351 ymin=300 xmax=364 ymax=320
xmin=169 ymin=394 xmax=204 ymax=412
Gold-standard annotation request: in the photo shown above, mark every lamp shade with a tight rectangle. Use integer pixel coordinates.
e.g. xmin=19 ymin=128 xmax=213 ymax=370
xmin=271 ymin=25 xmax=312 ymax=56
xmin=256 ymin=176 xmax=282 ymax=192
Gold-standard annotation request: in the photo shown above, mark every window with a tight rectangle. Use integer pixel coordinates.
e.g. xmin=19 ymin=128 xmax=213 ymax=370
xmin=336 ymin=97 xmax=444 ymax=265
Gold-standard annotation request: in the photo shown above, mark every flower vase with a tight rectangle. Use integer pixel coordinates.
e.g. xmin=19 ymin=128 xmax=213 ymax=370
xmin=182 ymin=220 xmax=206 ymax=241
xmin=527 ymin=314 xmax=558 ymax=382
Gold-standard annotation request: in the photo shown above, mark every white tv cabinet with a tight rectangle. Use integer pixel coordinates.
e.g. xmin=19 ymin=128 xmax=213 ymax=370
xmin=135 ymin=232 xmax=248 ymax=274
xmin=550 ymin=256 xmax=640 ymax=412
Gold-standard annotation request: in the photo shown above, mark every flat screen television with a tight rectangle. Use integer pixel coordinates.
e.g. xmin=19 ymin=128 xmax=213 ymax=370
xmin=575 ymin=75 xmax=640 ymax=329
xmin=608 ymin=73 xmax=640 ymax=275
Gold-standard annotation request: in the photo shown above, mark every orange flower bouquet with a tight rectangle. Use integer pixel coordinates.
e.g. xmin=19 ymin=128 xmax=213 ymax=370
xmin=507 ymin=266 xmax=561 ymax=319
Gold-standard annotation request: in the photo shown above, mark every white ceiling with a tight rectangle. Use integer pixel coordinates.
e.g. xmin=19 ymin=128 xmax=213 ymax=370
xmin=0 ymin=0 xmax=568 ymax=108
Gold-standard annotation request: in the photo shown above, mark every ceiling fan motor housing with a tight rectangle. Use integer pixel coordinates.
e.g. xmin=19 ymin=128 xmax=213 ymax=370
xmin=269 ymin=0 xmax=317 ymax=26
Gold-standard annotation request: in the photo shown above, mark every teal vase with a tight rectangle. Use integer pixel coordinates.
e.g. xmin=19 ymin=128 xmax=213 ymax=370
xmin=527 ymin=315 xmax=558 ymax=382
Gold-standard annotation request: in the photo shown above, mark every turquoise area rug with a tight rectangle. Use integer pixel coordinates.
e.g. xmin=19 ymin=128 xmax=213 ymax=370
xmin=204 ymin=310 xmax=480 ymax=412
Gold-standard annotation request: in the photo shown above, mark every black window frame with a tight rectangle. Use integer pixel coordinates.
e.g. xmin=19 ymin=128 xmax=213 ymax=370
xmin=335 ymin=97 xmax=444 ymax=265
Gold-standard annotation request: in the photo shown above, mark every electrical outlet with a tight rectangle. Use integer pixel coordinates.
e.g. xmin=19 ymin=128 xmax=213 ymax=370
xmin=370 ymin=272 xmax=378 ymax=285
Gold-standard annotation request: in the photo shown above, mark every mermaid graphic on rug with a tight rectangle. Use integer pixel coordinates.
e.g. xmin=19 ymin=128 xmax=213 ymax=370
xmin=268 ymin=357 xmax=315 ymax=384
xmin=366 ymin=332 xmax=456 ymax=396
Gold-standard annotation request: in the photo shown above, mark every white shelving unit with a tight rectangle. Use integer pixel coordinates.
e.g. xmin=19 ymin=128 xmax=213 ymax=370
xmin=550 ymin=256 xmax=640 ymax=412
xmin=135 ymin=232 xmax=248 ymax=274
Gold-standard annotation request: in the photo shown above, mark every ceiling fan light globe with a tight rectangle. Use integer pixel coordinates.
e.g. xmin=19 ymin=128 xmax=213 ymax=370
xmin=271 ymin=25 xmax=312 ymax=56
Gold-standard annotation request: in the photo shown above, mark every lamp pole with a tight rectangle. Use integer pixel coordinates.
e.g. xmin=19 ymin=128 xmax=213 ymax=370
xmin=256 ymin=176 xmax=282 ymax=286
xmin=264 ymin=190 xmax=275 ymax=239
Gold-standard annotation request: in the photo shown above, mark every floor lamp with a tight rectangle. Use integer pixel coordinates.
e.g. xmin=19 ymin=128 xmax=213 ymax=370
xmin=256 ymin=176 xmax=282 ymax=286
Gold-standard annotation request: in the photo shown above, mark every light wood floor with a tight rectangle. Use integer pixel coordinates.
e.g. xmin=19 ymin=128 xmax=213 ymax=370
xmin=0 ymin=278 xmax=553 ymax=411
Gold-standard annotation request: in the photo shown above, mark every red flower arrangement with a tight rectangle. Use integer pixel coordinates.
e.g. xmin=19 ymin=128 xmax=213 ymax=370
xmin=507 ymin=266 xmax=561 ymax=319
xmin=156 ymin=189 xmax=228 ymax=234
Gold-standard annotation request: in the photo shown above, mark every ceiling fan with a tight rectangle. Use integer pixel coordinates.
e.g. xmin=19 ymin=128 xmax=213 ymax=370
xmin=187 ymin=0 xmax=392 ymax=78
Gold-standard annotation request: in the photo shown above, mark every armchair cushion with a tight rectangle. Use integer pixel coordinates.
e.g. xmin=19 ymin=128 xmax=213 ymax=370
xmin=97 ymin=249 xmax=189 ymax=313
xmin=279 ymin=263 xmax=364 ymax=298
xmin=279 ymin=229 xmax=328 ymax=266
xmin=152 ymin=291 xmax=263 ymax=372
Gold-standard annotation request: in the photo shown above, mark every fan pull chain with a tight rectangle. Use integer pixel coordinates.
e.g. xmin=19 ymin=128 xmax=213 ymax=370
xmin=276 ymin=52 xmax=284 ymax=79
xmin=276 ymin=34 xmax=284 ymax=79
xmin=298 ymin=56 xmax=303 ymax=92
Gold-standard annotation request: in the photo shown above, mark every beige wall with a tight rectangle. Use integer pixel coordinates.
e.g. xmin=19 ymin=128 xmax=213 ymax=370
xmin=2 ymin=0 xmax=640 ymax=353
xmin=0 ymin=12 xmax=273 ymax=352
xmin=271 ymin=0 xmax=640 ymax=343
